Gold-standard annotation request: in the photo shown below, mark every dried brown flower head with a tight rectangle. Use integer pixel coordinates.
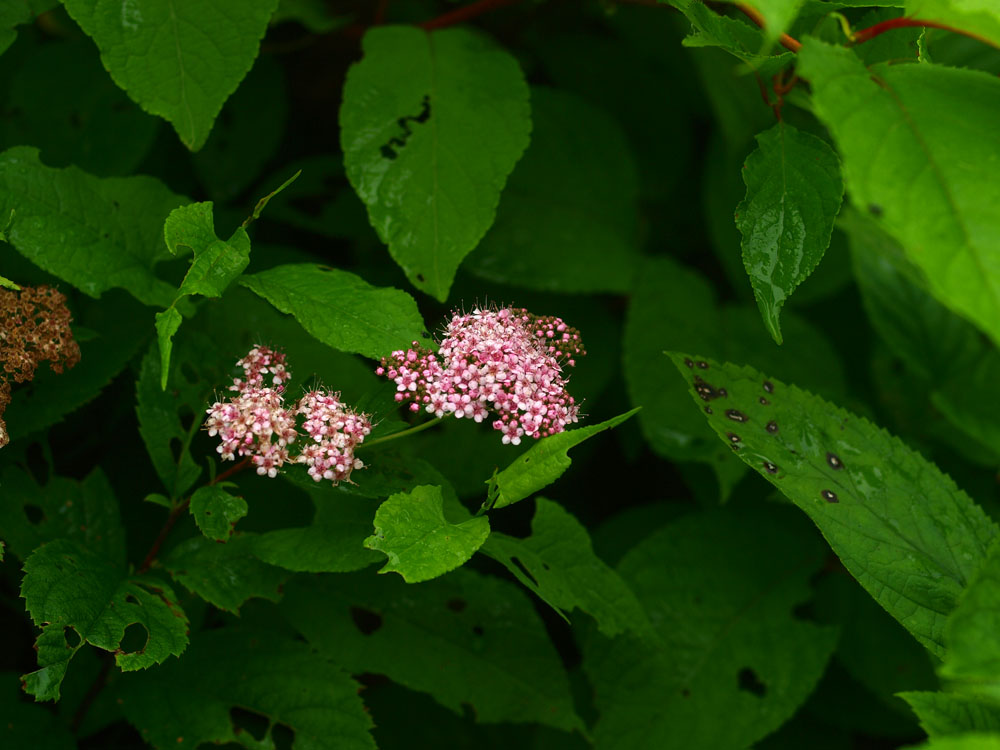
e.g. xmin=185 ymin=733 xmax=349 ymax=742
xmin=0 ymin=285 xmax=81 ymax=447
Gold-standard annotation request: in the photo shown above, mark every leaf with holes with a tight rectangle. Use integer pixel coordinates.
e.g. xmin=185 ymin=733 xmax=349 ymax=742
xmin=239 ymin=263 xmax=427 ymax=359
xmin=481 ymin=497 xmax=650 ymax=637
xmin=466 ymin=86 xmax=640 ymax=293
xmin=901 ymin=692 xmax=1000 ymax=739
xmin=188 ymin=484 xmax=247 ymax=542
xmin=61 ymin=0 xmax=281 ymax=150
xmin=799 ymin=39 xmax=1000 ymax=347
xmin=582 ymin=506 xmax=838 ymax=749
xmin=487 ymin=408 xmax=639 ymax=510
xmin=341 ymin=26 xmax=531 ymax=301
xmin=118 ymin=628 xmax=374 ymax=749
xmin=20 ymin=539 xmax=188 ymax=701
xmin=282 ymin=568 xmax=583 ymax=733
xmin=162 ymin=534 xmax=286 ymax=613
xmin=365 ymin=485 xmax=490 ymax=583
xmin=669 ymin=352 xmax=997 ymax=657
xmin=736 ymin=121 xmax=844 ymax=343
xmin=0 ymin=466 xmax=125 ymax=563
xmin=0 ymin=146 xmax=184 ymax=306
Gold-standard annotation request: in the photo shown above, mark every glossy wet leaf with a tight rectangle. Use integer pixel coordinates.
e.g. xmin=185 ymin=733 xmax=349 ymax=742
xmin=0 ymin=466 xmax=125 ymax=563
xmin=583 ymin=506 xmax=838 ymax=750
xmin=239 ymin=263 xmax=427 ymax=359
xmin=162 ymin=534 xmax=286 ymax=613
xmin=736 ymin=121 xmax=844 ymax=343
xmin=799 ymin=39 xmax=1000 ymax=347
xmin=0 ymin=146 xmax=184 ymax=306
xmin=189 ymin=484 xmax=247 ymax=542
xmin=365 ymin=485 xmax=490 ymax=583
xmin=487 ymin=408 xmax=640 ymax=509
xmin=670 ymin=353 xmax=997 ymax=657
xmin=466 ymin=86 xmax=640 ymax=293
xmin=282 ymin=569 xmax=584 ymax=732
xmin=341 ymin=26 xmax=531 ymax=301
xmin=623 ymin=256 xmax=845 ymax=496
xmin=902 ymin=692 xmax=1000 ymax=738
xmin=21 ymin=539 xmax=188 ymax=700
xmin=481 ymin=497 xmax=650 ymax=637
xmin=118 ymin=628 xmax=374 ymax=749
xmin=62 ymin=0 xmax=280 ymax=150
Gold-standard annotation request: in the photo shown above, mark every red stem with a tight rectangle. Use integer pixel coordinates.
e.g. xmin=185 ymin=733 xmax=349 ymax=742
xmin=136 ymin=457 xmax=251 ymax=574
xmin=850 ymin=17 xmax=996 ymax=48
xmin=418 ymin=0 xmax=523 ymax=31
xmin=736 ymin=3 xmax=802 ymax=52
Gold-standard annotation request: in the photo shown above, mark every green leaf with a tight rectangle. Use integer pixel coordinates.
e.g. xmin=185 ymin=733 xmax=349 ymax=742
xmin=669 ymin=353 xmax=997 ymax=657
xmin=21 ymin=539 xmax=188 ymax=700
xmin=0 ymin=673 xmax=75 ymax=749
xmin=136 ymin=336 xmax=228 ymax=499
xmin=4 ymin=292 xmax=150 ymax=442
xmin=189 ymin=484 xmax=247 ymax=542
xmin=239 ymin=263 xmax=427 ymax=359
xmin=364 ymin=485 xmax=490 ymax=583
xmin=904 ymin=0 xmax=1000 ymax=49
xmin=582 ymin=506 xmax=838 ymax=749
xmin=341 ymin=26 xmax=531 ymax=301
xmin=272 ymin=0 xmax=350 ymax=33
xmin=736 ymin=121 xmax=844 ymax=343
xmin=843 ymin=208 xmax=1000 ymax=461
xmin=623 ymin=257 xmax=846 ymax=497
xmin=466 ymin=86 xmax=639 ymax=293
xmin=162 ymin=534 xmax=286 ymax=613
xmin=282 ymin=569 xmax=584 ymax=732
xmin=671 ymin=0 xmax=794 ymax=74
xmin=0 ymin=1 xmax=56 ymax=57
xmin=909 ymin=734 xmax=1000 ymax=750
xmin=481 ymin=497 xmax=650 ymax=637
xmin=487 ymin=409 xmax=639 ymax=510
xmin=157 ymin=202 xmax=252 ymax=385
xmin=798 ymin=39 xmax=1000 ymax=347
xmin=902 ymin=692 xmax=1000 ymax=738
xmin=62 ymin=0 xmax=281 ymax=150
xmin=244 ymin=168 xmax=301 ymax=227
xmin=0 ymin=466 xmax=125 ymax=563
xmin=118 ymin=628 xmax=374 ymax=749
xmin=940 ymin=542 xmax=1000 ymax=693
xmin=0 ymin=146 xmax=185 ymax=306
xmin=2 ymin=39 xmax=159 ymax=176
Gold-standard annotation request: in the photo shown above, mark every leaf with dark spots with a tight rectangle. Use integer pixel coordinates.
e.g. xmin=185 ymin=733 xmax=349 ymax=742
xmin=670 ymin=352 xmax=997 ymax=658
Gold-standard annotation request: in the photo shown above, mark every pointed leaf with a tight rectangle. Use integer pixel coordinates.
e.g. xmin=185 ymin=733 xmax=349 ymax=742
xmin=901 ymin=692 xmax=1000 ymax=739
xmin=118 ymin=629 xmax=374 ymax=749
xmin=940 ymin=542 xmax=1000 ymax=693
xmin=0 ymin=146 xmax=184 ymax=306
xmin=583 ymin=506 xmax=838 ymax=750
xmin=21 ymin=539 xmax=188 ymax=700
xmin=487 ymin=409 xmax=639 ymax=509
xmin=669 ymin=352 xmax=997 ymax=657
xmin=62 ymin=0 xmax=281 ymax=150
xmin=341 ymin=26 xmax=531 ymax=301
xmin=365 ymin=485 xmax=490 ymax=583
xmin=481 ymin=497 xmax=650 ymax=637
xmin=736 ymin=121 xmax=844 ymax=343
xmin=282 ymin=569 xmax=584 ymax=732
xmin=904 ymin=0 xmax=1000 ymax=49
xmin=799 ymin=39 xmax=1000 ymax=347
xmin=239 ymin=263 xmax=427 ymax=359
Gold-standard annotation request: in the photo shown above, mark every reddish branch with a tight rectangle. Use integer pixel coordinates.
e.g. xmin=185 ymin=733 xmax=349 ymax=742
xmin=136 ymin=457 xmax=252 ymax=575
xmin=850 ymin=16 xmax=996 ymax=47
xmin=735 ymin=3 xmax=802 ymax=52
xmin=418 ymin=0 xmax=523 ymax=31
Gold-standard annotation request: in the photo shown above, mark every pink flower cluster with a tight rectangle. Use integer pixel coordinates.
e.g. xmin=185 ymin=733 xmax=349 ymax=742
xmin=204 ymin=346 xmax=371 ymax=483
xmin=376 ymin=307 xmax=585 ymax=445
